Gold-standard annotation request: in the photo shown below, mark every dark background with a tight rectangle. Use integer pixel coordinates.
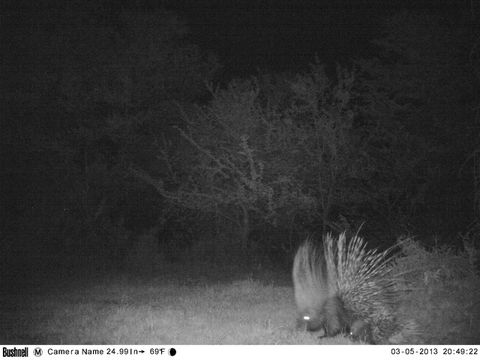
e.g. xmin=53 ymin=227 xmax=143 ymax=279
xmin=1 ymin=0 xmax=479 ymax=275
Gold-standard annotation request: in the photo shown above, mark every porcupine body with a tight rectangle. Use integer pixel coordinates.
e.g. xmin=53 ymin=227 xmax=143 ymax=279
xmin=292 ymin=233 xmax=398 ymax=343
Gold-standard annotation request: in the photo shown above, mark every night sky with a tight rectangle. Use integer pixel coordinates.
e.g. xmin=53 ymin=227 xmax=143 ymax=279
xmin=3 ymin=0 xmax=471 ymax=79
xmin=163 ymin=0 xmax=469 ymax=77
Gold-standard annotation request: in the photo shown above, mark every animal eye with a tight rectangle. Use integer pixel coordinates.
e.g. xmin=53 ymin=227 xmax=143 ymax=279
xmin=303 ymin=315 xmax=311 ymax=321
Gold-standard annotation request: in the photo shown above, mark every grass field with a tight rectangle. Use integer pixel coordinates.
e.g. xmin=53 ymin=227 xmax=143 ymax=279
xmin=1 ymin=238 xmax=479 ymax=345
xmin=1 ymin=268 xmax=354 ymax=345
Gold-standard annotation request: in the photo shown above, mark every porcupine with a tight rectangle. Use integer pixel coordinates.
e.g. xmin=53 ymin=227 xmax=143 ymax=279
xmin=292 ymin=232 xmax=399 ymax=343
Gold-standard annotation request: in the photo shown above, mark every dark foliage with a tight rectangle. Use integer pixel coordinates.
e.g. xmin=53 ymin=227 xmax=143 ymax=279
xmin=2 ymin=1 xmax=479 ymax=274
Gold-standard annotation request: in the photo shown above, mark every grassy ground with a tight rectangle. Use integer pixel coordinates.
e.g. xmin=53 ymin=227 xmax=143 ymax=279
xmin=0 ymin=267 xmax=355 ymax=345
xmin=1 ymin=238 xmax=479 ymax=345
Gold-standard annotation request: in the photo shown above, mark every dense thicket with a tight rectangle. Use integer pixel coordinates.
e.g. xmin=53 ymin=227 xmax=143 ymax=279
xmin=2 ymin=3 xmax=478 ymax=268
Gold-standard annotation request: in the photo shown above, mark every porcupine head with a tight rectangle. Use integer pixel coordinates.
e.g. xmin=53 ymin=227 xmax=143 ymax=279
xmin=292 ymin=240 xmax=349 ymax=337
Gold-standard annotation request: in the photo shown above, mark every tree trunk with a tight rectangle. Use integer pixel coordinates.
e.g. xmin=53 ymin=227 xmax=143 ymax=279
xmin=240 ymin=204 xmax=250 ymax=255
